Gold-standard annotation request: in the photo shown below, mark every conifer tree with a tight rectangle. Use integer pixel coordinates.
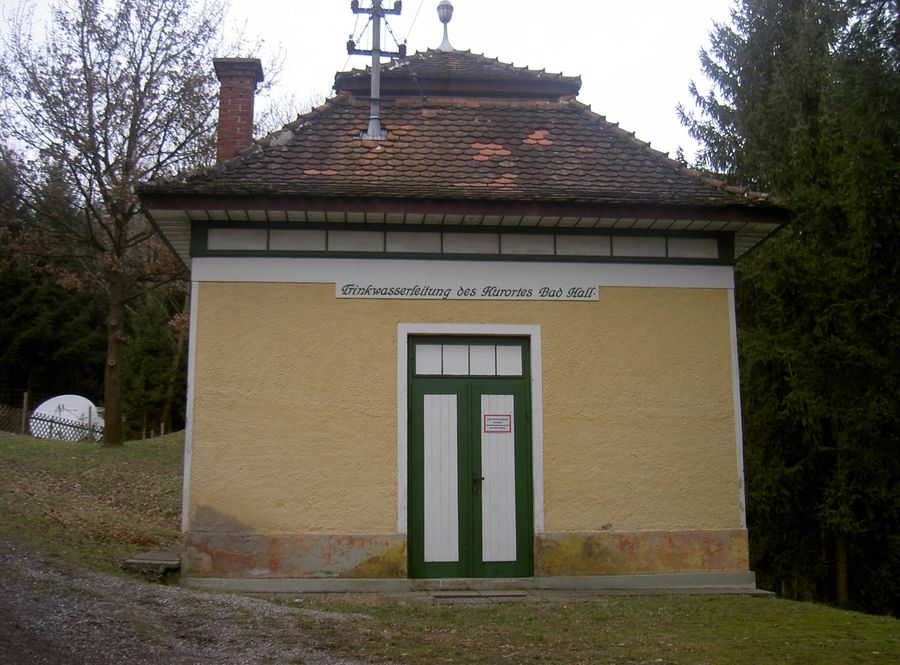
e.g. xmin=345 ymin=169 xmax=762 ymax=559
xmin=681 ymin=0 xmax=899 ymax=613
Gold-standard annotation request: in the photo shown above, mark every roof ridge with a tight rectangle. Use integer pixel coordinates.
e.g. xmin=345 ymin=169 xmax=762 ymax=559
xmin=440 ymin=49 xmax=572 ymax=79
xmin=338 ymin=48 xmax=579 ymax=83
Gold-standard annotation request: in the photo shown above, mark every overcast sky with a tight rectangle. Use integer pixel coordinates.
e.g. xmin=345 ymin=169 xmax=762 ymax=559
xmin=2 ymin=0 xmax=737 ymax=160
xmin=226 ymin=0 xmax=736 ymax=161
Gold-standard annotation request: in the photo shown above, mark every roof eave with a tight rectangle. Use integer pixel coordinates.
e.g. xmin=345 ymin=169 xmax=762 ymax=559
xmin=138 ymin=191 xmax=789 ymax=225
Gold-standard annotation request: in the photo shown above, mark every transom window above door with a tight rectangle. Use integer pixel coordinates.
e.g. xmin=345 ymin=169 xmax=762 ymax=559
xmin=414 ymin=343 xmax=523 ymax=377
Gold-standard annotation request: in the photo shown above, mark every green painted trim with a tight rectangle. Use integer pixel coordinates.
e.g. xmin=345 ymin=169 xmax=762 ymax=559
xmin=408 ymin=338 xmax=533 ymax=579
xmin=718 ymin=235 xmax=735 ymax=263
xmin=190 ymin=227 xmax=208 ymax=257
xmin=408 ymin=378 xmax=470 ymax=578
xmin=469 ymin=379 xmax=533 ymax=578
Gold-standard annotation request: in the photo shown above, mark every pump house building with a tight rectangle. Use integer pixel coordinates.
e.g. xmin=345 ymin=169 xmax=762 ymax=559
xmin=138 ymin=12 xmax=786 ymax=590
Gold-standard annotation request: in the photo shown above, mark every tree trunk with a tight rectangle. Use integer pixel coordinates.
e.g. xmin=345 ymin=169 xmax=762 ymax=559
xmin=836 ymin=534 xmax=849 ymax=606
xmin=103 ymin=267 xmax=126 ymax=446
xmin=160 ymin=290 xmax=189 ymax=431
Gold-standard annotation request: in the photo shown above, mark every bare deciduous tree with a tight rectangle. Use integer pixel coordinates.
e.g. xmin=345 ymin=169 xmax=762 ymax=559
xmin=254 ymin=91 xmax=328 ymax=136
xmin=0 ymin=0 xmax=230 ymax=445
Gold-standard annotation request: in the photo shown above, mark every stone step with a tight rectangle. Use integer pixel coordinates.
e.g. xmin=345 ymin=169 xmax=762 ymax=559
xmin=431 ymin=590 xmax=533 ymax=605
xmin=121 ymin=546 xmax=180 ymax=583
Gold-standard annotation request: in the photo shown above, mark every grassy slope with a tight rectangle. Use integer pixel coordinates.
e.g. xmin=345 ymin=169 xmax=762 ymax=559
xmin=294 ymin=595 xmax=900 ymax=665
xmin=0 ymin=431 xmax=182 ymax=573
xmin=1 ymin=431 xmax=897 ymax=664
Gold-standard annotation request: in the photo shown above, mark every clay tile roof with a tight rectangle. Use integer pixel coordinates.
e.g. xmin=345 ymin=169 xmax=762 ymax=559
xmin=138 ymin=50 xmax=784 ymax=217
xmin=335 ymin=49 xmax=581 ymax=99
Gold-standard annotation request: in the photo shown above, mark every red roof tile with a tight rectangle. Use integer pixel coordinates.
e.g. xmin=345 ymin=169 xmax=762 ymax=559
xmin=138 ymin=50 xmax=781 ymax=217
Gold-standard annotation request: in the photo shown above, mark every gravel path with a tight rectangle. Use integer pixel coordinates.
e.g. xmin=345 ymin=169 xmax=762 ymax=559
xmin=0 ymin=538 xmax=371 ymax=664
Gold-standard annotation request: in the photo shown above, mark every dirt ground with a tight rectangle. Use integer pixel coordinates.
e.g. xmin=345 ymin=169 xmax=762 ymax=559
xmin=0 ymin=538 xmax=372 ymax=664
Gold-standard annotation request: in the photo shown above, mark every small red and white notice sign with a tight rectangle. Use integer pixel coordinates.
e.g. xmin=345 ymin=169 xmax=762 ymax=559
xmin=483 ymin=414 xmax=512 ymax=434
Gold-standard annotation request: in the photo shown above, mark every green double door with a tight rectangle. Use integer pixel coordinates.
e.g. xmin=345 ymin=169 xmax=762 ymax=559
xmin=408 ymin=338 xmax=533 ymax=578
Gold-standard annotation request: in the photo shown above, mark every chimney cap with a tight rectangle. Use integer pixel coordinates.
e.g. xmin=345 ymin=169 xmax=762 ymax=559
xmin=213 ymin=57 xmax=264 ymax=83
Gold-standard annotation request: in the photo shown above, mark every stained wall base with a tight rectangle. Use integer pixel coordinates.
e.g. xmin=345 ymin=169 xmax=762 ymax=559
xmin=535 ymin=529 xmax=750 ymax=576
xmin=182 ymin=528 xmax=749 ymax=580
xmin=182 ymin=532 xmax=407 ymax=579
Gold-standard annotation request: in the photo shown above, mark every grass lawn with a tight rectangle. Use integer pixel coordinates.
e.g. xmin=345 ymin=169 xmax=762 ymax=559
xmin=1 ymin=430 xmax=897 ymax=664
xmin=288 ymin=594 xmax=900 ymax=664
xmin=0 ymin=431 xmax=182 ymax=573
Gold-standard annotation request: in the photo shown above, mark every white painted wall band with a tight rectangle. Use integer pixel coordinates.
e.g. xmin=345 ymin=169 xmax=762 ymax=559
xmin=193 ymin=257 xmax=734 ymax=290
xmin=728 ymin=289 xmax=748 ymax=528
xmin=181 ymin=282 xmax=200 ymax=532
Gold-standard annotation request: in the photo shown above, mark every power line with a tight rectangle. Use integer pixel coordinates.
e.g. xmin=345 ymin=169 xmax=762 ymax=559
xmin=341 ymin=16 xmax=373 ymax=73
xmin=383 ymin=15 xmax=403 ymax=51
xmin=350 ymin=12 xmax=360 ymax=42
xmin=405 ymin=0 xmax=426 ymax=44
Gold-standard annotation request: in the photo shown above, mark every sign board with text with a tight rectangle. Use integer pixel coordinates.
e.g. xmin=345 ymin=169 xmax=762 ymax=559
xmin=337 ymin=282 xmax=599 ymax=301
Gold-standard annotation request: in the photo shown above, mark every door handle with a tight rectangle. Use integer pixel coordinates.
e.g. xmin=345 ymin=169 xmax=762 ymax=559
xmin=472 ymin=474 xmax=484 ymax=494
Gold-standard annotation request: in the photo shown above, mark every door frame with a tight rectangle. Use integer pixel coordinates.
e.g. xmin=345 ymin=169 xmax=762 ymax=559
xmin=396 ymin=324 xmax=545 ymax=547
xmin=408 ymin=345 xmax=532 ymax=578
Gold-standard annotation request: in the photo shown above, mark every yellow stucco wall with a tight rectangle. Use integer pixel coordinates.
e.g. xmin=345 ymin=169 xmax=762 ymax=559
xmin=188 ymin=282 xmax=742 ymax=535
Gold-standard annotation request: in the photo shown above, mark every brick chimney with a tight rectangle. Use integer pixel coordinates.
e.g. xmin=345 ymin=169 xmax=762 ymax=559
xmin=213 ymin=58 xmax=264 ymax=163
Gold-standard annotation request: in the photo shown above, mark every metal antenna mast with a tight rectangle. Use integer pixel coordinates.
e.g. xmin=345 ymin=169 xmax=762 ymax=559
xmin=347 ymin=1 xmax=406 ymax=141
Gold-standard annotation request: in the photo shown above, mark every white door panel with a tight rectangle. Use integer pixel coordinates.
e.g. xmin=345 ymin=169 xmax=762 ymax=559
xmin=481 ymin=394 xmax=517 ymax=562
xmin=423 ymin=394 xmax=459 ymax=563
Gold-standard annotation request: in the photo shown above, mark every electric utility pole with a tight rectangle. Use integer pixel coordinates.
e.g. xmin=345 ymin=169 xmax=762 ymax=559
xmin=347 ymin=1 xmax=406 ymax=140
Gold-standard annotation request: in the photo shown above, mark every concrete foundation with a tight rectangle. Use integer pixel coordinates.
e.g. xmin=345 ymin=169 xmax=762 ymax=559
xmin=181 ymin=570 xmax=762 ymax=595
